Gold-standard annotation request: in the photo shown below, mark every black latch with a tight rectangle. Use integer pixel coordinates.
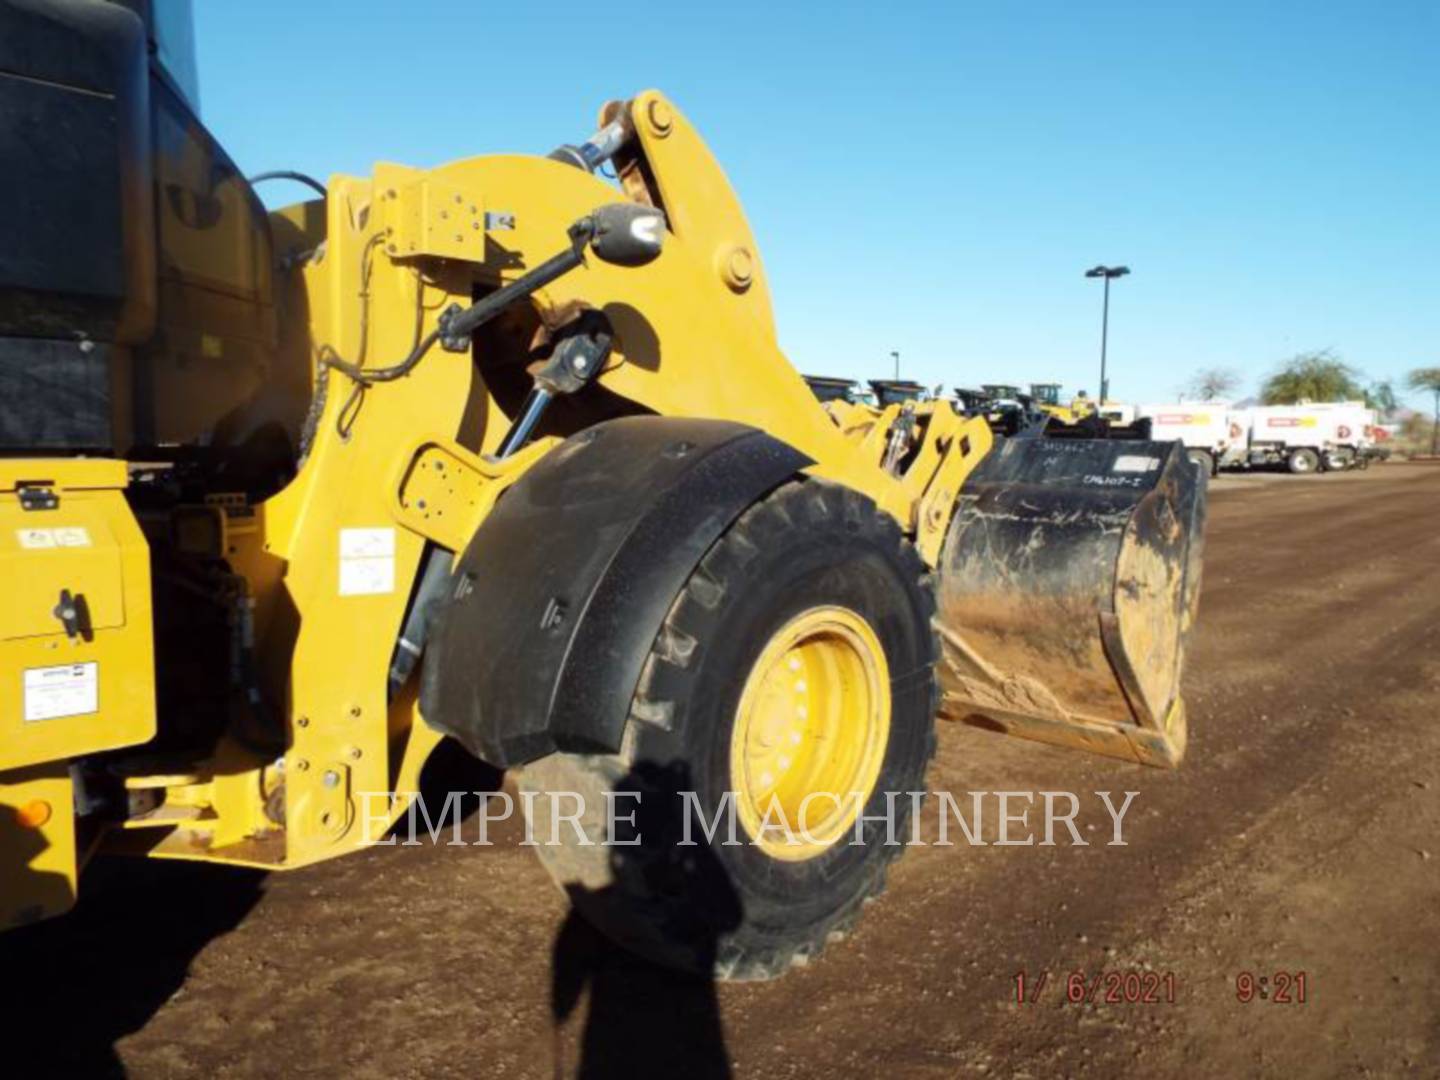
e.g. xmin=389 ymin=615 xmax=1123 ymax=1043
xmin=18 ymin=486 xmax=58 ymax=511
xmin=53 ymin=589 xmax=92 ymax=642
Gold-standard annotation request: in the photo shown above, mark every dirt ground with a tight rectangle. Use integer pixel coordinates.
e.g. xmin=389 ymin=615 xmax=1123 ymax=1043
xmin=4 ymin=462 xmax=1439 ymax=1078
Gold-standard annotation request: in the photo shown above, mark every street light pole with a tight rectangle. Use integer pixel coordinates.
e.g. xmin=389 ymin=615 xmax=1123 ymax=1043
xmin=1084 ymin=265 xmax=1130 ymax=402
xmin=891 ymin=350 xmax=900 ymax=380
xmin=1099 ymin=276 xmax=1111 ymax=401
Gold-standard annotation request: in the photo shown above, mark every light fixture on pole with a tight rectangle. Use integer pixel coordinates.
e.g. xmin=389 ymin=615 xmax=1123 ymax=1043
xmin=1084 ymin=265 xmax=1130 ymax=402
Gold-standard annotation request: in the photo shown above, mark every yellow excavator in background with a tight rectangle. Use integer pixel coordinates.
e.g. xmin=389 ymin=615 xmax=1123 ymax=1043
xmin=0 ymin=0 xmax=1205 ymax=978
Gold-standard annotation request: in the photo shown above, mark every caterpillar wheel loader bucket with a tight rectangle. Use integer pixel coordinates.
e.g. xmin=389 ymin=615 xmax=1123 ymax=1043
xmin=935 ymin=437 xmax=1206 ymax=767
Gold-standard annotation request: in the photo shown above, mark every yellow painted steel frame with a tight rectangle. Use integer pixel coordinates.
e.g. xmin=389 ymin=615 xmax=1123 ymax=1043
xmin=1 ymin=459 xmax=154 ymax=927
xmin=101 ymin=91 xmax=992 ymax=876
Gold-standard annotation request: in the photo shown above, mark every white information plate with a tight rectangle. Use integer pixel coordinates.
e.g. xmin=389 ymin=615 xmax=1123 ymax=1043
xmin=24 ymin=662 xmax=99 ymax=722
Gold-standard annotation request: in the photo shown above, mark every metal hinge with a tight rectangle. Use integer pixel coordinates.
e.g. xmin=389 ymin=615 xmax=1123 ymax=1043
xmin=18 ymin=486 xmax=58 ymax=511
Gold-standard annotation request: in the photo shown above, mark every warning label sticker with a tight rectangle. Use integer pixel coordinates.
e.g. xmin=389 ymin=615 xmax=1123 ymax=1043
xmin=16 ymin=527 xmax=92 ymax=549
xmin=24 ymin=662 xmax=99 ymax=722
xmin=339 ymin=527 xmax=396 ymax=596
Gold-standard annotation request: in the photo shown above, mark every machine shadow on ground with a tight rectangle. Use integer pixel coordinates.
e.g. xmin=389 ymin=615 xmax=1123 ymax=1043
xmin=548 ymin=759 xmax=739 ymax=1079
xmin=413 ymin=741 xmax=739 ymax=1077
xmin=0 ymin=856 xmax=266 ymax=1077
xmin=550 ymin=905 xmax=733 ymax=1079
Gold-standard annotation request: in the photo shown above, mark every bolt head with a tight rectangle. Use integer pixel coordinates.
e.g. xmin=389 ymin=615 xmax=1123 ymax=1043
xmin=322 ymin=770 xmax=340 ymax=789
xmin=718 ymin=245 xmax=754 ymax=292
xmin=646 ymin=99 xmax=674 ymax=137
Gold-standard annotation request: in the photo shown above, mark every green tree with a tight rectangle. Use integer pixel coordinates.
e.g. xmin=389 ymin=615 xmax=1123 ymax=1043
xmin=1182 ymin=367 xmax=1241 ymax=401
xmin=1407 ymin=366 xmax=1440 ymax=456
xmin=1366 ymin=379 xmax=1398 ymax=417
xmin=1260 ymin=349 xmax=1365 ymax=404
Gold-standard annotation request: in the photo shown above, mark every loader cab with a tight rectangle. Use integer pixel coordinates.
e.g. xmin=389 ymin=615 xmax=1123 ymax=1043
xmin=0 ymin=0 xmax=280 ymax=471
xmin=126 ymin=0 xmax=281 ymax=459
xmin=802 ymin=374 xmax=861 ymax=405
xmin=980 ymin=383 xmax=1019 ymax=399
xmin=1029 ymin=383 xmax=1062 ymax=407
xmin=144 ymin=0 xmax=201 ymax=111
xmin=967 ymin=384 xmax=1044 ymax=437
xmin=868 ymin=380 xmax=929 ymax=407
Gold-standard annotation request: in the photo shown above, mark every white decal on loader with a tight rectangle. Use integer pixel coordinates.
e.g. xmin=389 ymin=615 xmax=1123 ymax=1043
xmin=15 ymin=526 xmax=91 ymax=549
xmin=1113 ymin=456 xmax=1161 ymax=474
xmin=339 ymin=527 xmax=396 ymax=596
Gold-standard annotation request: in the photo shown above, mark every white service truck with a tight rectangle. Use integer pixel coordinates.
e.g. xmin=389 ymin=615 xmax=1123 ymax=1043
xmin=1135 ymin=404 xmax=1234 ymax=476
xmin=1224 ymin=401 xmax=1376 ymax=474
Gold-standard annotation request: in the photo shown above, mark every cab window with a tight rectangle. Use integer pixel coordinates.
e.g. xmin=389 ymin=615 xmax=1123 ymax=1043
xmin=152 ymin=0 xmax=200 ymax=113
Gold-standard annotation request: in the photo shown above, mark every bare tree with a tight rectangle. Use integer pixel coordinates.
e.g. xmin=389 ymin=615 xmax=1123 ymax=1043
xmin=1182 ymin=367 xmax=1241 ymax=401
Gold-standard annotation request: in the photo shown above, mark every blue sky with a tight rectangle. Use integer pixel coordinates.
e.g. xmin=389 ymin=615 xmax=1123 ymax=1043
xmin=195 ymin=1 xmax=1437 ymax=409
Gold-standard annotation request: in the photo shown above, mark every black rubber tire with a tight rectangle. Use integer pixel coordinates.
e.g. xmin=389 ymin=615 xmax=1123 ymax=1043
xmin=1287 ymin=448 xmax=1320 ymax=474
xmin=519 ymin=478 xmax=938 ymax=980
xmin=1187 ymin=449 xmax=1216 ymax=478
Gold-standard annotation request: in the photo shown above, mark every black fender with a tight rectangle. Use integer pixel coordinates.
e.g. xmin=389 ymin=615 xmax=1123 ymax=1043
xmin=419 ymin=416 xmax=813 ymax=767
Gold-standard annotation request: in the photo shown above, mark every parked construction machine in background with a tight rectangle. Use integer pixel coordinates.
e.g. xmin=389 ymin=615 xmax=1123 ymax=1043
xmin=1028 ymin=382 xmax=1095 ymax=424
xmin=867 ymin=379 xmax=934 ymax=406
xmin=953 ymin=385 xmax=1042 ymax=436
xmin=0 ymin=0 xmax=1207 ymax=978
xmin=801 ymin=374 xmax=863 ymax=404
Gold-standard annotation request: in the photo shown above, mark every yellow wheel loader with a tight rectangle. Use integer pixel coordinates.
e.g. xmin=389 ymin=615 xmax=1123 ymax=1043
xmin=1030 ymin=382 xmax=1096 ymax=424
xmin=0 ymin=1 xmax=1205 ymax=978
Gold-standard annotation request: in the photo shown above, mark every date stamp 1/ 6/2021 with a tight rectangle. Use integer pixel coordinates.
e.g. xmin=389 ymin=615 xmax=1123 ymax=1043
xmin=1013 ymin=970 xmax=1311 ymax=1006
xmin=1014 ymin=970 xmax=1178 ymax=1005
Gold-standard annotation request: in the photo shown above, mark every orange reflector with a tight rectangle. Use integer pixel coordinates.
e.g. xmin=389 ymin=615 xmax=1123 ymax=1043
xmin=15 ymin=800 xmax=52 ymax=829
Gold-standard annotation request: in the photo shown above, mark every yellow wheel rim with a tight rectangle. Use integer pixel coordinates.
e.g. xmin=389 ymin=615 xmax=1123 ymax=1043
xmin=730 ymin=606 xmax=890 ymax=861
